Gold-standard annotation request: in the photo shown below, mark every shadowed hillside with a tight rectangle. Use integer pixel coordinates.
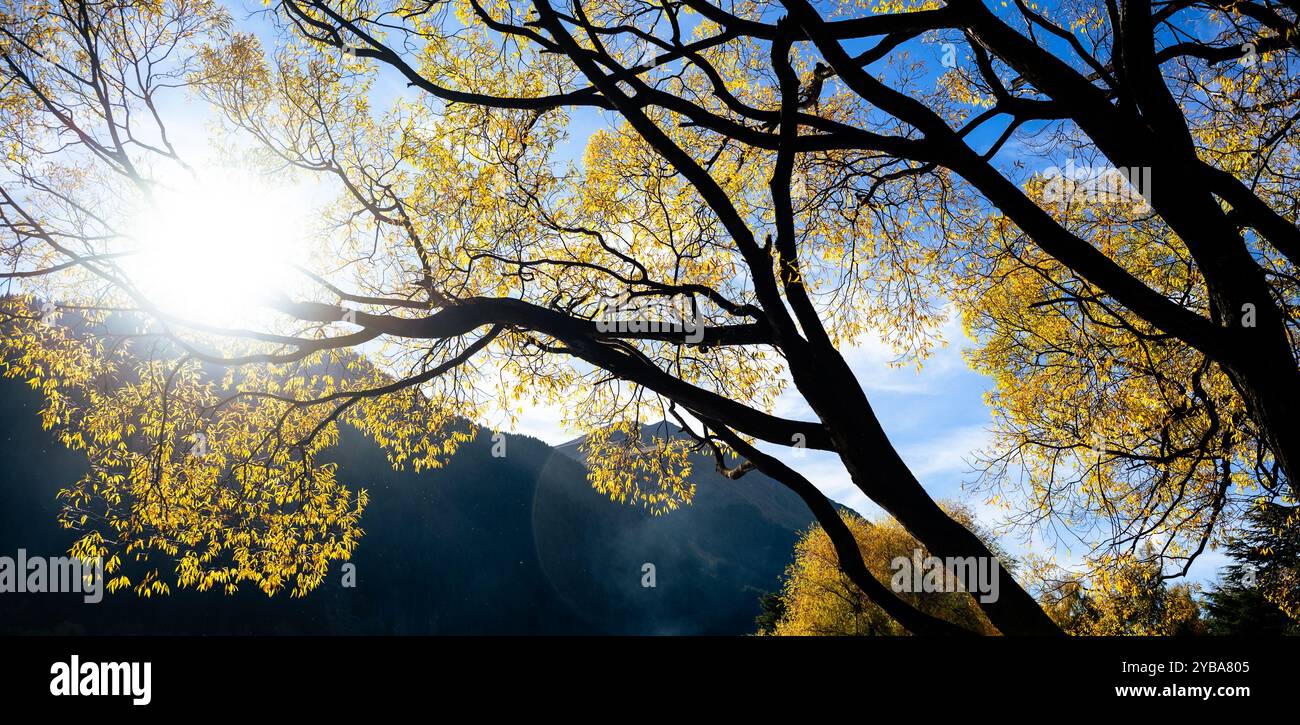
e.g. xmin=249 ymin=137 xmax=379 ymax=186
xmin=0 ymin=380 xmax=819 ymax=634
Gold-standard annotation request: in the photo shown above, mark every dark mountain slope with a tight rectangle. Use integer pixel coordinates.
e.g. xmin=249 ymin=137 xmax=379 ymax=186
xmin=0 ymin=380 xmax=817 ymax=634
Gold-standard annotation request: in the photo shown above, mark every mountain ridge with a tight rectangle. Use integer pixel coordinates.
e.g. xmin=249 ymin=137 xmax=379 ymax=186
xmin=0 ymin=380 xmax=820 ymax=634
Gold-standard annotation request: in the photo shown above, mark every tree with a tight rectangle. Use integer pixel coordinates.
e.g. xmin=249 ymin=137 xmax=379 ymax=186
xmin=1204 ymin=501 xmax=1300 ymax=631
xmin=760 ymin=505 xmax=1000 ymax=635
xmin=3 ymin=0 xmax=1297 ymax=634
xmin=754 ymin=591 xmax=786 ymax=634
xmin=1204 ymin=582 xmax=1298 ymax=635
xmin=1036 ymin=553 xmax=1206 ymax=636
xmin=763 ymin=511 xmax=1218 ymax=636
xmin=932 ymin=0 xmax=1300 ymax=591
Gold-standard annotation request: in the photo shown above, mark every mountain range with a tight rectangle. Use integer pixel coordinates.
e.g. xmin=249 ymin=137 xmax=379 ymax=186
xmin=0 ymin=378 xmax=823 ymax=634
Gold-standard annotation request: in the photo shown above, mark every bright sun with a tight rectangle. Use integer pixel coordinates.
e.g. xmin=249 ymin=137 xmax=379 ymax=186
xmin=123 ymin=169 xmax=311 ymax=327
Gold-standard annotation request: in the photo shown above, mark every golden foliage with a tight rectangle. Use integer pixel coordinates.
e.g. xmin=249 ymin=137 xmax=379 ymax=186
xmin=1035 ymin=553 xmax=1205 ymax=636
xmin=763 ymin=505 xmax=999 ymax=636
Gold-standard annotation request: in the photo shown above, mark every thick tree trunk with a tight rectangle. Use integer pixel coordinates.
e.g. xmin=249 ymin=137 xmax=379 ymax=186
xmin=1141 ymin=172 xmax=1300 ymax=492
xmin=830 ymin=410 xmax=1064 ymax=636
xmin=711 ymin=424 xmax=976 ymax=635
xmin=1224 ymin=357 xmax=1300 ymax=492
xmin=785 ymin=342 xmax=1064 ymax=636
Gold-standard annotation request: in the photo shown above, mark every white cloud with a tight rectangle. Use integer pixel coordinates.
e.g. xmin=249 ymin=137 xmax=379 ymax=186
xmin=899 ymin=424 xmax=991 ymax=479
xmin=496 ymin=400 xmax=571 ymax=446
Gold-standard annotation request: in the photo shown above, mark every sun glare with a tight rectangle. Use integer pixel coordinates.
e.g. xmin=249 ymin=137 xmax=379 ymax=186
xmin=123 ymin=169 xmax=311 ymax=327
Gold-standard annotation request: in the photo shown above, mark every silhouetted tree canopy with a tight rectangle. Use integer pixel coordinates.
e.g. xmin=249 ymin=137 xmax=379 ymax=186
xmin=4 ymin=0 xmax=1300 ymax=635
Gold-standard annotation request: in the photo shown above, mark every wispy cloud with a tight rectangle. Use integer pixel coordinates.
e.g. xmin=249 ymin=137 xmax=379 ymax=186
xmin=900 ymin=424 xmax=991 ymax=480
